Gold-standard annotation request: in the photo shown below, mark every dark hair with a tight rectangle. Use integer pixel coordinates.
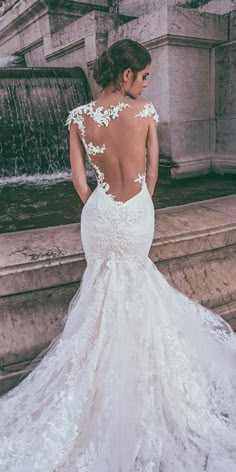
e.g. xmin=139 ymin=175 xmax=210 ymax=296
xmin=93 ymin=39 xmax=151 ymax=89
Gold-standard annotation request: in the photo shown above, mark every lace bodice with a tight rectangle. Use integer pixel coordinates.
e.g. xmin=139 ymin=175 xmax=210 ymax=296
xmin=66 ymin=99 xmax=159 ymax=203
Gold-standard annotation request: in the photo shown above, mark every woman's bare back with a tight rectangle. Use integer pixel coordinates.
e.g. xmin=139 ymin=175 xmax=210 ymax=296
xmin=66 ymin=96 xmax=159 ymax=203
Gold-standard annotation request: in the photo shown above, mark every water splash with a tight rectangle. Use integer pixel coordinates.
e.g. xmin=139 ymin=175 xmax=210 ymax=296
xmin=0 ymin=171 xmax=71 ymax=186
xmin=0 ymin=55 xmax=25 ymax=67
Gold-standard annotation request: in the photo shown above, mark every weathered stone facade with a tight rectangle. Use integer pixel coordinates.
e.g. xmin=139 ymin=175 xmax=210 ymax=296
xmin=0 ymin=0 xmax=235 ymax=178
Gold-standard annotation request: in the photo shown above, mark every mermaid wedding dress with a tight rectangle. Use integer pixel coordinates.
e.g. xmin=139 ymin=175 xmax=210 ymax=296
xmin=0 ymin=100 xmax=236 ymax=472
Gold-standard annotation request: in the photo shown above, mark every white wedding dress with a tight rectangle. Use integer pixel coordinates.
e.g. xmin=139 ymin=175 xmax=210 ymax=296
xmin=0 ymin=100 xmax=236 ymax=472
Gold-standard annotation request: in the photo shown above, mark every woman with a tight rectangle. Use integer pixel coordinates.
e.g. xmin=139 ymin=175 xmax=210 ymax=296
xmin=0 ymin=39 xmax=236 ymax=472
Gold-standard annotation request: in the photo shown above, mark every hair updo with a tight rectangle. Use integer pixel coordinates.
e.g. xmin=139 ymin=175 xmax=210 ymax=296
xmin=93 ymin=39 xmax=151 ymax=89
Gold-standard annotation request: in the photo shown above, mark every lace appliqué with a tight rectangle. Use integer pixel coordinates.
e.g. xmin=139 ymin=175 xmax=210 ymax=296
xmin=65 ymin=101 xmax=130 ymax=133
xmin=66 ymin=102 xmax=131 ymax=202
xmin=87 ymin=102 xmax=130 ymax=127
xmin=91 ymin=163 xmax=110 ymax=194
xmin=134 ymin=173 xmax=146 ymax=188
xmin=66 ymin=101 xmax=158 ymax=203
xmin=84 ymin=142 xmax=106 ymax=156
xmin=135 ymin=102 xmax=159 ymax=124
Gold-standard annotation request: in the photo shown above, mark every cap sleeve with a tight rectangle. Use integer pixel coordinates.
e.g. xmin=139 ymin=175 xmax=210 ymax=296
xmin=65 ymin=106 xmax=84 ymax=135
xmin=65 ymin=108 xmax=77 ymax=130
xmin=135 ymin=101 xmax=159 ymax=125
xmin=146 ymin=101 xmax=159 ymax=124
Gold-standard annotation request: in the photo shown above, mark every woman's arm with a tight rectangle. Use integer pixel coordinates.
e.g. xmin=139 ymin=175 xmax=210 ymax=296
xmin=69 ymin=123 xmax=92 ymax=204
xmin=146 ymin=118 xmax=159 ymax=196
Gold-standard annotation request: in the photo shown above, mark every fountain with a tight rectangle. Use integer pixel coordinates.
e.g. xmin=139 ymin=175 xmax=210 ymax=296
xmin=0 ymin=67 xmax=91 ymax=180
xmin=0 ymin=64 xmax=235 ymax=234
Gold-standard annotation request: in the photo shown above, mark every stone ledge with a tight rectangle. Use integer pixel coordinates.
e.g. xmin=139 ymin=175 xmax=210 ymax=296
xmin=0 ymin=283 xmax=77 ymax=366
xmin=1 ymin=195 xmax=236 ymax=298
xmin=171 ymin=153 xmax=236 ymax=178
xmin=44 ymin=10 xmax=112 ymax=62
xmin=0 ymin=0 xmax=48 ymax=42
xmin=198 ymin=0 xmax=236 ymax=15
xmin=109 ymin=5 xmax=228 ymax=46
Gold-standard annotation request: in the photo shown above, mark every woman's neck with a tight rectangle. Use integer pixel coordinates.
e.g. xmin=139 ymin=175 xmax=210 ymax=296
xmin=99 ymin=84 xmax=126 ymax=99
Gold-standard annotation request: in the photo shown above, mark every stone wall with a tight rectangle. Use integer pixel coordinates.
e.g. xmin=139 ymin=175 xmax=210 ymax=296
xmin=118 ymin=0 xmax=236 ymax=16
xmin=109 ymin=4 xmax=236 ymax=177
xmin=0 ymin=0 xmax=235 ymax=178
xmin=198 ymin=0 xmax=236 ymax=15
xmin=216 ymin=44 xmax=236 ymax=155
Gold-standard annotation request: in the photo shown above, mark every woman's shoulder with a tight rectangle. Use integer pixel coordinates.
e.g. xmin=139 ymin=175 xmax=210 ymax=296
xmin=133 ymin=99 xmax=159 ymax=124
xmin=124 ymin=97 xmax=159 ymax=124
xmin=65 ymin=101 xmax=95 ymax=129
xmin=65 ymin=98 xmax=159 ymax=128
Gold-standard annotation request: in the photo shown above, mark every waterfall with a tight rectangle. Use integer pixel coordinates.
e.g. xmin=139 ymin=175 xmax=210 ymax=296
xmin=0 ymin=67 xmax=91 ymax=180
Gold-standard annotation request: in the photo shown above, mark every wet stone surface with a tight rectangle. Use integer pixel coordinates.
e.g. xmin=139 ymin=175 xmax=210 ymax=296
xmin=0 ymin=173 xmax=236 ymax=234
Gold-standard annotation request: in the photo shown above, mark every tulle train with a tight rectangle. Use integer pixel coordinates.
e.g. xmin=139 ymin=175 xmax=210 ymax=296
xmin=0 ymin=255 xmax=236 ymax=471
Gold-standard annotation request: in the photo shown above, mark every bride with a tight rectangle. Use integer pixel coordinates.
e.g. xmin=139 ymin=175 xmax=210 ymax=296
xmin=0 ymin=39 xmax=236 ymax=472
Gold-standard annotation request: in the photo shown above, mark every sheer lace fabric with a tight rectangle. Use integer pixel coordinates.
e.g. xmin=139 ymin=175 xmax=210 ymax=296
xmin=0 ymin=102 xmax=236 ymax=471
xmin=66 ymin=100 xmax=159 ymax=203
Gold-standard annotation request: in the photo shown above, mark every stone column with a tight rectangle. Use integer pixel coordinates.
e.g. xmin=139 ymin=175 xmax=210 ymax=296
xmin=109 ymin=3 xmax=236 ymax=178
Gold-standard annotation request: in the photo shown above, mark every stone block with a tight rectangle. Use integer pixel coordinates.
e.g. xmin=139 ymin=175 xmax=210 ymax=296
xmin=0 ymin=284 xmax=78 ymax=367
xmin=158 ymin=249 xmax=236 ymax=309
xmin=169 ymin=46 xmax=210 ymax=121
xmin=211 ymin=153 xmax=236 ymax=174
xmin=198 ymin=0 xmax=236 ymax=15
xmin=230 ymin=11 xmax=236 ymax=41
xmin=0 ymin=223 xmax=85 ymax=297
xmin=217 ymin=119 xmax=236 ymax=153
xmin=215 ymin=43 xmax=236 ymax=157
xmin=209 ymin=118 xmax=217 ymax=152
xmin=48 ymin=47 xmax=87 ymax=68
xmin=0 ymin=11 xmax=49 ymax=56
xmin=157 ymin=123 xmax=172 ymax=156
xmin=109 ymin=6 xmax=228 ymax=46
xmin=167 ymin=6 xmax=228 ymax=41
xmin=119 ymin=0 xmax=165 ymax=16
xmin=170 ymin=120 xmax=210 ymax=157
xmin=216 ymin=44 xmax=236 ymax=119
xmin=170 ymin=152 xmax=236 ymax=178
xmin=24 ymin=45 xmax=46 ymax=67
xmin=45 ymin=11 xmax=112 ymax=66
xmin=170 ymin=153 xmax=212 ymax=178
xmin=142 ymin=45 xmax=169 ymax=123
xmin=119 ymin=0 xmax=224 ymax=17
xmin=108 ymin=8 xmax=168 ymax=45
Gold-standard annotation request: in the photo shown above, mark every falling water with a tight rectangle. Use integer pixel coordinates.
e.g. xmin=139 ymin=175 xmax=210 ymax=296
xmin=0 ymin=67 xmax=91 ymax=180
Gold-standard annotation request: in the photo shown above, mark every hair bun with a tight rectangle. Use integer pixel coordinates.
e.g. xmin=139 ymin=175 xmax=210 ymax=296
xmin=93 ymin=39 xmax=151 ymax=90
xmin=93 ymin=50 xmax=117 ymax=88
